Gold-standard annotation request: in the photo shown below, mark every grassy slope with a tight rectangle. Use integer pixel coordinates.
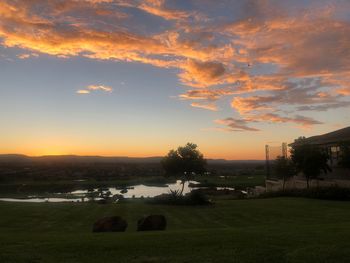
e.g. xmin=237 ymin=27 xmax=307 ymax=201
xmin=0 ymin=198 xmax=350 ymax=263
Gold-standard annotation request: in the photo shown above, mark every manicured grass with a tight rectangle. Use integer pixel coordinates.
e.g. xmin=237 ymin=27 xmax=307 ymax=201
xmin=193 ymin=174 xmax=265 ymax=188
xmin=0 ymin=198 xmax=350 ymax=262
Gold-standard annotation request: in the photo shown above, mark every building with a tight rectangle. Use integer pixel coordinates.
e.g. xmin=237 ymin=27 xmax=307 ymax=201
xmin=298 ymin=126 xmax=350 ymax=168
xmin=266 ymin=126 xmax=350 ymax=191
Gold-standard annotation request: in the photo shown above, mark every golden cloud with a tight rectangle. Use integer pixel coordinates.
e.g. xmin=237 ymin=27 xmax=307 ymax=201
xmin=1 ymin=0 xmax=350 ymax=130
xmin=76 ymin=89 xmax=90 ymax=94
xmin=190 ymin=102 xmax=218 ymax=111
xmin=77 ymin=85 xmax=113 ymax=94
xmin=87 ymin=85 xmax=113 ymax=92
xmin=337 ymin=88 xmax=350 ymax=96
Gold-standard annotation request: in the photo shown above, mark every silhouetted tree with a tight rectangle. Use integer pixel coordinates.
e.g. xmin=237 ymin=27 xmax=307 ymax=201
xmin=339 ymin=142 xmax=350 ymax=169
xmin=290 ymin=137 xmax=331 ymax=188
xmin=161 ymin=143 xmax=206 ymax=194
xmin=274 ymin=156 xmax=295 ymax=191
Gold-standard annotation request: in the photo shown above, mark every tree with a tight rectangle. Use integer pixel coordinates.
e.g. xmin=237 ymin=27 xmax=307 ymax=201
xmin=290 ymin=137 xmax=331 ymax=188
xmin=339 ymin=142 xmax=350 ymax=169
xmin=161 ymin=143 xmax=206 ymax=195
xmin=274 ymin=156 xmax=295 ymax=191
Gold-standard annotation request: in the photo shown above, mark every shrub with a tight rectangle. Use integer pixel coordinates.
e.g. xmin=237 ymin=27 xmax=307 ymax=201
xmin=148 ymin=190 xmax=212 ymax=206
xmin=187 ymin=190 xmax=212 ymax=205
xmin=261 ymin=187 xmax=350 ymax=201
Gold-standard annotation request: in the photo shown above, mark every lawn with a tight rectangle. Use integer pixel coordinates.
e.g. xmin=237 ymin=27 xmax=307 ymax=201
xmin=193 ymin=174 xmax=265 ymax=189
xmin=0 ymin=198 xmax=350 ymax=262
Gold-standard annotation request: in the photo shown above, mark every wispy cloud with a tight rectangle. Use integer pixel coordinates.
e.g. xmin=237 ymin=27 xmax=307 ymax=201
xmin=76 ymin=89 xmax=91 ymax=94
xmin=17 ymin=53 xmax=39 ymax=59
xmin=215 ymin=113 xmax=322 ymax=132
xmin=77 ymin=85 xmax=113 ymax=94
xmin=87 ymin=85 xmax=113 ymax=93
xmin=190 ymin=102 xmax=218 ymax=111
xmin=215 ymin=118 xmax=260 ymax=132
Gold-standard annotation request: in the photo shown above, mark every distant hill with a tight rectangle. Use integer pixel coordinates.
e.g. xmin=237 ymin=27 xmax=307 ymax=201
xmin=0 ymin=154 xmax=162 ymax=164
xmin=0 ymin=154 xmax=264 ymax=164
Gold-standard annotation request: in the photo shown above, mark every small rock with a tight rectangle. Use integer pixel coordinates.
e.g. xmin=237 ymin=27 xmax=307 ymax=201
xmin=137 ymin=215 xmax=166 ymax=231
xmin=93 ymin=216 xmax=127 ymax=232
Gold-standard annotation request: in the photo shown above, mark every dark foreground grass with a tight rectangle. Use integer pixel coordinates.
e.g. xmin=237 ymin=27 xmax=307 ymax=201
xmin=1 ymin=198 xmax=350 ymax=262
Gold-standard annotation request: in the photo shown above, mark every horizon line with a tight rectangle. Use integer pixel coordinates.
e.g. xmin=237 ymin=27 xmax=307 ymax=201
xmin=0 ymin=153 xmax=265 ymax=162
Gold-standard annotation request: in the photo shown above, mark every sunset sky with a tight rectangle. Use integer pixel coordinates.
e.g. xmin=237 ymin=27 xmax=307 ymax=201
xmin=1 ymin=0 xmax=350 ymax=159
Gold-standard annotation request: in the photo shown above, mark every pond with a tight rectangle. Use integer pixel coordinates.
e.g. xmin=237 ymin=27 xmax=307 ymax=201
xmin=0 ymin=180 xmax=217 ymax=203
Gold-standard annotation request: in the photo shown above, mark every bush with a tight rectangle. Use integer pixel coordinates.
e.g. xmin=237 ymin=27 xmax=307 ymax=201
xmin=261 ymin=186 xmax=350 ymax=201
xmin=148 ymin=190 xmax=212 ymax=206
xmin=187 ymin=190 xmax=212 ymax=205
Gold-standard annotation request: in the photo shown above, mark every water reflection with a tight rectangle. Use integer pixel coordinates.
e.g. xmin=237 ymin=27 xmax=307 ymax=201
xmin=0 ymin=180 xmax=202 ymax=203
xmin=0 ymin=197 xmax=82 ymax=203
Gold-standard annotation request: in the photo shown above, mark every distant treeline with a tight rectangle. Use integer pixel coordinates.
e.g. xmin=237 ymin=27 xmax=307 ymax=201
xmin=0 ymin=154 xmax=264 ymax=182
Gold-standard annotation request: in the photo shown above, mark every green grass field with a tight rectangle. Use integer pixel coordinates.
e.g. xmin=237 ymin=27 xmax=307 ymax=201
xmin=1 ymin=198 xmax=350 ymax=262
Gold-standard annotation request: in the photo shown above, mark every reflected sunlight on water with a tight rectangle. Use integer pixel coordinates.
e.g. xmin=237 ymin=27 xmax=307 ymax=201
xmin=0 ymin=180 xmax=203 ymax=203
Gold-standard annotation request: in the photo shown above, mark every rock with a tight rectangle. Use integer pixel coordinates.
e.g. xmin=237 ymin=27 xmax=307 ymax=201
xmin=93 ymin=216 xmax=128 ymax=232
xmin=137 ymin=215 xmax=166 ymax=231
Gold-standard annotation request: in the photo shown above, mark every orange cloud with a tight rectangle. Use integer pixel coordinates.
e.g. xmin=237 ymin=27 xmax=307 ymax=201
xmin=178 ymin=59 xmax=226 ymax=87
xmin=337 ymin=88 xmax=350 ymax=96
xmin=138 ymin=0 xmax=191 ymax=20
xmin=76 ymin=89 xmax=90 ymax=94
xmin=190 ymin=102 xmax=218 ymax=111
xmin=179 ymin=88 xmax=235 ymax=101
xmin=215 ymin=113 xmax=322 ymax=133
xmin=231 ymin=96 xmax=273 ymax=114
xmin=247 ymin=113 xmax=323 ymax=128
xmin=87 ymin=85 xmax=113 ymax=92
xmin=1 ymin=0 xmax=350 ymax=131
xmin=77 ymin=84 xmax=113 ymax=94
xmin=215 ymin=118 xmax=260 ymax=132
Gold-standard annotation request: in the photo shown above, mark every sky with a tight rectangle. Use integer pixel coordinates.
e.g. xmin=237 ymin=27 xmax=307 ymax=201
xmin=0 ymin=0 xmax=350 ymax=160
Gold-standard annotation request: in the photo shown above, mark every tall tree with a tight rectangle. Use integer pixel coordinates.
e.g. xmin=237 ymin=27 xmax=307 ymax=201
xmin=161 ymin=143 xmax=206 ymax=194
xmin=290 ymin=137 xmax=331 ymax=188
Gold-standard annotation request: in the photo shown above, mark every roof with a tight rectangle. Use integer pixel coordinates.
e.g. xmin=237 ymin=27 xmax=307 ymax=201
xmin=302 ymin=126 xmax=350 ymax=145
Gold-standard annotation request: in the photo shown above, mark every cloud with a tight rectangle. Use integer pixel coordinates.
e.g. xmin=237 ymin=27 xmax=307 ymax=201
xmin=87 ymin=85 xmax=113 ymax=92
xmin=1 ymin=0 xmax=350 ymax=130
xmin=215 ymin=113 xmax=322 ymax=133
xmin=179 ymin=88 xmax=235 ymax=101
xmin=17 ymin=52 xmax=39 ymax=59
xmin=296 ymin=101 xmax=350 ymax=111
xmin=178 ymin=59 xmax=226 ymax=87
xmin=215 ymin=118 xmax=260 ymax=132
xmin=77 ymin=85 xmax=113 ymax=94
xmin=337 ymin=88 xmax=350 ymax=96
xmin=231 ymin=96 xmax=273 ymax=114
xmin=190 ymin=102 xmax=218 ymax=111
xmin=76 ymin=89 xmax=90 ymax=94
xmin=247 ymin=113 xmax=323 ymax=128
xmin=138 ymin=0 xmax=192 ymax=21
xmin=231 ymin=78 xmax=350 ymax=114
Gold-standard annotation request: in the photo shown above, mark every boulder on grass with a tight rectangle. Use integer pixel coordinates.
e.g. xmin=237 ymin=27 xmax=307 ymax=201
xmin=93 ymin=216 xmax=127 ymax=232
xmin=137 ymin=215 xmax=166 ymax=231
